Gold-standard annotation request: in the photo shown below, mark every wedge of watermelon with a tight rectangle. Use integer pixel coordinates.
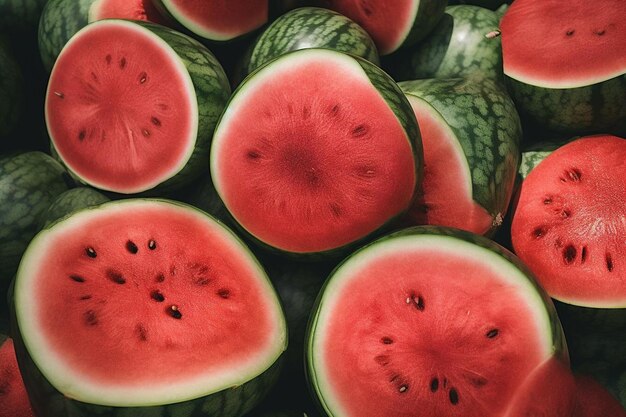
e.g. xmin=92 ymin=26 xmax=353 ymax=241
xmin=500 ymin=0 xmax=626 ymax=133
xmin=306 ymin=226 xmax=565 ymax=417
xmin=45 ymin=19 xmax=230 ymax=195
xmin=211 ymin=48 xmax=422 ymax=256
xmin=11 ymin=199 xmax=287 ymax=417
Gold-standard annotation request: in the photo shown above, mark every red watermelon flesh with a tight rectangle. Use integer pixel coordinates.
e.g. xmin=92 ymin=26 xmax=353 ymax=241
xmin=316 ymin=242 xmax=555 ymax=417
xmin=504 ymin=356 xmax=577 ymax=417
xmin=511 ymin=135 xmax=626 ymax=307
xmin=14 ymin=200 xmax=285 ymax=406
xmin=402 ymin=96 xmax=493 ymax=234
xmin=0 ymin=338 xmax=35 ymax=417
xmin=501 ymin=0 xmax=626 ymax=87
xmin=319 ymin=0 xmax=418 ymax=55
xmin=159 ymin=0 xmax=268 ymax=40
xmin=45 ymin=21 xmax=197 ymax=194
xmin=89 ymin=0 xmax=168 ymax=24
xmin=573 ymin=375 xmax=626 ymax=417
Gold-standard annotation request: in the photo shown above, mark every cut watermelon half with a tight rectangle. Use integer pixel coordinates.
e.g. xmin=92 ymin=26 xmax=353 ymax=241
xmin=45 ymin=19 xmax=230 ymax=194
xmin=211 ymin=48 xmax=420 ymax=255
xmin=12 ymin=199 xmax=286 ymax=413
xmin=511 ymin=134 xmax=626 ymax=308
xmin=153 ymin=0 xmax=268 ymax=41
xmin=307 ymin=226 xmax=564 ymax=417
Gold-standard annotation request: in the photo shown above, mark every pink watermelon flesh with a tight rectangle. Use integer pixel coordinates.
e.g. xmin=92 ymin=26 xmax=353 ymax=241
xmin=319 ymin=0 xmax=416 ymax=55
xmin=162 ymin=0 xmax=267 ymax=40
xmin=24 ymin=202 xmax=279 ymax=392
xmin=45 ymin=21 xmax=195 ymax=194
xmin=90 ymin=0 xmax=168 ymax=24
xmin=322 ymin=250 xmax=550 ymax=417
xmin=0 ymin=338 xmax=35 ymax=417
xmin=401 ymin=97 xmax=493 ymax=234
xmin=212 ymin=54 xmax=416 ymax=253
xmin=573 ymin=375 xmax=626 ymax=417
xmin=511 ymin=135 xmax=626 ymax=307
xmin=501 ymin=0 xmax=626 ymax=87
xmin=504 ymin=356 xmax=576 ymax=417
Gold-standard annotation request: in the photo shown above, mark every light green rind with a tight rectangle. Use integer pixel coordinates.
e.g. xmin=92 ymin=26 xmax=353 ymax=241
xmin=38 ymin=187 xmax=109 ymax=228
xmin=396 ymin=5 xmax=503 ymax=81
xmin=506 ymin=74 xmax=626 ymax=134
xmin=399 ymin=75 xmax=521 ymax=228
xmin=37 ymin=0 xmax=94 ymax=72
xmin=244 ymin=7 xmax=379 ymax=77
xmin=306 ymin=225 xmax=567 ymax=417
xmin=0 ymin=151 xmax=70 ymax=284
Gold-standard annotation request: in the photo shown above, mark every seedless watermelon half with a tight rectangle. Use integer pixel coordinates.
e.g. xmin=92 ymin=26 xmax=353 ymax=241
xmin=152 ymin=0 xmax=268 ymax=42
xmin=306 ymin=226 xmax=565 ymax=417
xmin=211 ymin=48 xmax=421 ymax=255
xmin=511 ymin=135 xmax=626 ymax=308
xmin=12 ymin=199 xmax=286 ymax=416
xmin=45 ymin=19 xmax=230 ymax=194
xmin=500 ymin=0 xmax=626 ymax=132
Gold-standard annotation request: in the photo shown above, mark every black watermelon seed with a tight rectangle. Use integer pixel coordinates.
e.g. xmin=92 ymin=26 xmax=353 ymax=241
xmin=581 ymin=246 xmax=588 ymax=263
xmin=449 ymin=388 xmax=459 ymax=405
xmin=606 ymin=253 xmax=614 ymax=272
xmin=167 ymin=305 xmax=182 ymax=319
xmin=217 ymin=288 xmax=230 ymax=299
xmin=136 ymin=324 xmax=148 ymax=341
xmin=79 ymin=295 xmax=92 ymax=301
xmin=78 ymin=130 xmax=86 ymax=141
xmin=408 ymin=293 xmax=425 ymax=311
xmin=126 ymin=240 xmax=138 ymax=254
xmin=107 ymin=269 xmax=126 ymax=284
xmin=351 ymin=124 xmax=369 ymax=138
xmin=138 ymin=72 xmax=147 ymax=84
xmin=532 ymin=226 xmax=547 ymax=238
xmin=594 ymin=29 xmax=606 ymax=35
xmin=566 ymin=29 xmax=575 ymax=36
xmin=430 ymin=378 xmax=439 ymax=392
xmin=84 ymin=310 xmax=98 ymax=326
xmin=486 ymin=328 xmax=499 ymax=338
xmin=151 ymin=117 xmax=161 ymax=127
xmin=247 ymin=150 xmax=261 ymax=160
xmin=563 ymin=245 xmax=577 ymax=264
xmin=150 ymin=290 xmax=165 ymax=302
xmin=381 ymin=337 xmax=393 ymax=345
xmin=70 ymin=274 xmax=85 ymax=283
xmin=119 ymin=57 xmax=127 ymax=69
xmin=85 ymin=247 xmax=97 ymax=258
xmin=148 ymin=240 xmax=157 ymax=250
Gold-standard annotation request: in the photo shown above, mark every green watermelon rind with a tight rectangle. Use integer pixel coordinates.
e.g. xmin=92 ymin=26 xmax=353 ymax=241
xmin=305 ymin=225 xmax=567 ymax=417
xmin=399 ymin=76 xmax=521 ymax=231
xmin=244 ymin=7 xmax=380 ymax=77
xmin=47 ymin=19 xmax=231 ymax=195
xmin=11 ymin=198 xmax=287 ymax=417
xmin=396 ymin=0 xmax=448 ymax=52
xmin=211 ymin=48 xmax=423 ymax=258
xmin=506 ymin=74 xmax=626 ymax=134
xmin=0 ymin=0 xmax=48 ymax=32
xmin=38 ymin=187 xmax=110 ymax=228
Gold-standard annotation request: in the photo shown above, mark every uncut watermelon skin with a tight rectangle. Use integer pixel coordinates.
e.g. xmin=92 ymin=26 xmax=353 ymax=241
xmin=38 ymin=187 xmax=110 ymax=228
xmin=242 ymin=7 xmax=379 ymax=79
xmin=48 ymin=20 xmax=231 ymax=195
xmin=305 ymin=226 xmax=568 ymax=417
xmin=399 ymin=76 xmax=521 ymax=234
xmin=0 ymin=152 xmax=70 ymax=288
xmin=506 ymin=75 xmax=626 ymax=134
xmin=390 ymin=5 xmax=503 ymax=81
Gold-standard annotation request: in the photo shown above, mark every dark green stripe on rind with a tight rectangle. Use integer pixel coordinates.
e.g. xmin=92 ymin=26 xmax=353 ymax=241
xmin=245 ymin=7 xmax=379 ymax=76
xmin=399 ymin=76 xmax=521 ymax=227
xmin=37 ymin=0 xmax=95 ymax=72
xmin=305 ymin=225 xmax=567 ymax=416
xmin=506 ymin=74 xmax=626 ymax=134
xmin=38 ymin=187 xmax=109 ymax=228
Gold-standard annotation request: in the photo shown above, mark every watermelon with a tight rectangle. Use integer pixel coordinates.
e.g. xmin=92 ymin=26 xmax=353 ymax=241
xmin=11 ymin=198 xmax=287 ymax=417
xmin=398 ymin=75 xmax=521 ymax=236
xmin=151 ymin=0 xmax=268 ymax=42
xmin=38 ymin=187 xmax=109 ymax=228
xmin=0 ymin=152 xmax=70 ymax=294
xmin=0 ymin=336 xmax=35 ymax=417
xmin=500 ymin=0 xmax=626 ymax=133
xmin=389 ymin=5 xmax=503 ymax=81
xmin=511 ymin=135 xmax=626 ymax=308
xmin=211 ymin=48 xmax=422 ymax=256
xmin=573 ymin=375 xmax=626 ymax=417
xmin=45 ymin=19 xmax=231 ymax=195
xmin=240 ymin=7 xmax=379 ymax=79
xmin=0 ymin=0 xmax=47 ymax=32
xmin=38 ymin=0 xmax=169 ymax=73
xmin=306 ymin=226 xmax=565 ymax=417
xmin=317 ymin=0 xmax=448 ymax=55
xmin=0 ymin=39 xmax=24 ymax=141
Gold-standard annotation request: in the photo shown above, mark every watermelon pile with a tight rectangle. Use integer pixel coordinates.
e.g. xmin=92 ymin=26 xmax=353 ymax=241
xmin=0 ymin=0 xmax=624 ymax=416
